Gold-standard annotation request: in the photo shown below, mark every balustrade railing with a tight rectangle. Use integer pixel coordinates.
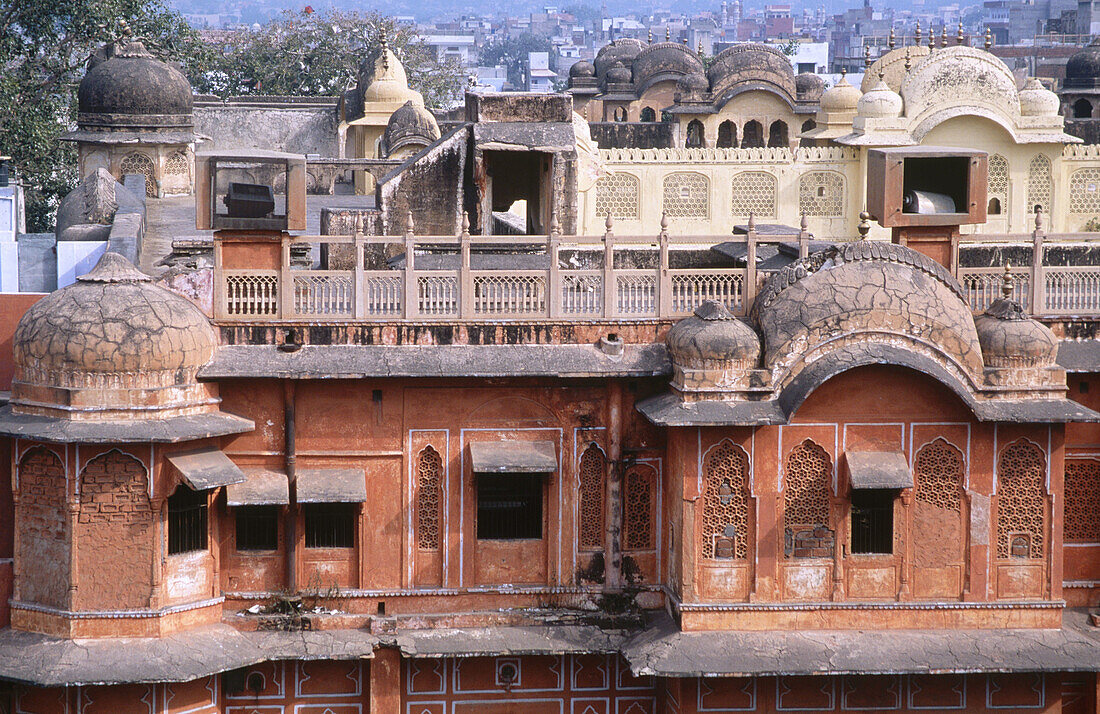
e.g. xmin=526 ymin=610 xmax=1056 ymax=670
xmin=215 ymin=211 xmax=1100 ymax=323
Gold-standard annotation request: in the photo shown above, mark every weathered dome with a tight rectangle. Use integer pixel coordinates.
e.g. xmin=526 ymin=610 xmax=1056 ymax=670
xmin=570 ymin=59 xmax=596 ymax=78
xmin=594 ymin=38 xmax=647 ymax=78
xmin=1066 ymin=38 xmax=1100 ymax=87
xmin=900 ymin=46 xmax=1019 ymax=129
xmin=857 ymin=79 xmax=903 ymax=118
xmin=359 ymin=43 xmax=422 ymax=106
xmin=11 ymin=252 xmax=218 ymax=420
xmin=862 ymin=45 xmax=931 ymax=93
xmin=631 ymin=42 xmax=705 ymax=93
xmin=383 ymin=100 xmax=441 ymax=155
xmin=677 ymin=71 xmax=710 ymax=94
xmin=1018 ymin=78 xmax=1060 ymax=116
xmin=820 ymin=73 xmax=862 ymax=113
xmin=77 ymin=41 xmax=193 ymax=129
xmin=796 ymin=72 xmax=825 ymax=100
xmin=606 ymin=61 xmax=633 ymax=84
xmin=753 ymin=241 xmax=986 ymax=394
xmin=974 ymin=297 xmax=1058 ymax=368
xmin=668 ymin=301 xmax=762 ymax=368
xmin=707 ymin=43 xmax=797 ymax=101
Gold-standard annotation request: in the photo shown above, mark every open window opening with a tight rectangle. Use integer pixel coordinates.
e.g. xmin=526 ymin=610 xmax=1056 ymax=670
xmin=476 ymin=473 xmax=544 ymax=540
xmin=484 ymin=150 xmax=552 ymax=235
xmin=304 ymin=503 xmax=357 ymax=548
xmin=235 ymin=505 xmax=280 ymax=552
xmin=850 ymin=489 xmax=894 ymax=555
xmin=168 ymin=486 xmax=208 ymax=555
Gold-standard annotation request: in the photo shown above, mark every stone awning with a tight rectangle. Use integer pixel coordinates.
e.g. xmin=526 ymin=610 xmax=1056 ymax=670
xmin=167 ymin=448 xmax=246 ymax=491
xmin=846 ymin=451 xmax=913 ymax=490
xmin=296 ymin=468 xmax=367 ymax=503
xmin=226 ymin=468 xmax=289 ymax=506
xmin=469 ymin=441 xmax=557 ymax=474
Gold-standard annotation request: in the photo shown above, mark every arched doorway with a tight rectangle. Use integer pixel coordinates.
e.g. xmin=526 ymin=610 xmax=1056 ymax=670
xmin=717 ymin=120 xmax=737 ymax=148
xmin=741 ymin=120 xmax=764 ymax=148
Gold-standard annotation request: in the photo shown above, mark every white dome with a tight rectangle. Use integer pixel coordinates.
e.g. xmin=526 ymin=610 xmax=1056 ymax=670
xmin=820 ymin=74 xmax=862 ymax=113
xmin=857 ymin=79 xmax=903 ymax=118
xmin=1018 ymin=78 xmax=1060 ymax=116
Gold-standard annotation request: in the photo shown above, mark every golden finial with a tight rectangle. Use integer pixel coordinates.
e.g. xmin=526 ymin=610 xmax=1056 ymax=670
xmin=858 ymin=210 xmax=872 ymax=239
xmin=841 ymin=66 xmax=847 ymax=78
xmin=914 ymin=20 xmax=921 ymax=45
xmin=888 ymin=27 xmax=896 ymax=49
xmin=904 ymin=46 xmax=912 ymax=72
xmin=666 ymin=26 xmax=671 ymax=41
xmin=698 ymin=39 xmax=704 ymax=55
xmin=1001 ymin=262 xmax=1014 ymax=299
xmin=682 ymin=35 xmax=688 ymax=45
xmin=380 ymin=35 xmax=390 ymax=70
xmin=984 ymin=27 xmax=993 ymax=50
xmin=940 ymin=24 xmax=948 ymax=47
xmin=957 ymin=21 xmax=965 ymax=45
xmin=864 ymin=44 xmax=872 ymax=68
xmin=648 ymin=28 xmax=653 ymax=43
xmin=928 ymin=26 xmax=935 ymax=51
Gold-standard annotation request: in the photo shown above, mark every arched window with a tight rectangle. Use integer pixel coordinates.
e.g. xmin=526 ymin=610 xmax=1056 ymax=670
xmin=1064 ymin=459 xmax=1100 ymax=543
xmin=798 ymin=171 xmax=845 ymax=217
xmin=717 ymin=120 xmax=737 ymax=148
xmin=783 ymin=440 xmax=832 ymax=559
xmin=1069 ymin=167 xmax=1100 ymax=214
xmin=417 ymin=446 xmax=443 ymax=550
xmin=686 ymin=119 xmax=705 ymax=148
xmin=613 ymin=106 xmax=627 ymax=122
xmin=1074 ymin=97 xmax=1093 ymax=118
xmin=701 ymin=441 xmax=750 ymax=560
xmin=913 ymin=439 xmax=966 ymax=570
xmin=578 ymin=443 xmax=606 ymax=551
xmin=801 ymin=119 xmax=817 ymax=133
xmin=119 ymin=152 xmax=156 ymax=197
xmin=18 ymin=447 xmax=68 ymax=608
xmin=731 ymin=171 xmax=777 ymax=218
xmin=662 ymin=172 xmax=710 ymax=218
xmin=623 ymin=464 xmax=656 ymax=550
xmin=1026 ymin=154 xmax=1052 ymax=215
xmin=741 ymin=120 xmax=764 ymax=148
xmin=767 ymin=120 xmax=789 ymax=147
xmin=996 ymin=440 xmax=1046 ymax=559
xmin=595 ymin=172 xmax=640 ymax=220
xmin=988 ymin=154 xmax=1009 ymax=216
xmin=164 ymin=151 xmax=189 ymax=176
xmin=640 ymin=106 xmax=656 ymax=122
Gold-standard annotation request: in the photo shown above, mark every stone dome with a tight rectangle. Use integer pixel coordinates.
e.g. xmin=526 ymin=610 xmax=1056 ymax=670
xmin=1018 ymin=78 xmax=1060 ymax=116
xmin=900 ymin=46 xmax=1019 ymax=129
xmin=570 ymin=59 xmax=596 ymax=78
xmin=753 ymin=241 xmax=986 ymax=392
xmin=974 ymin=296 xmax=1058 ymax=368
xmin=707 ymin=43 xmax=797 ymax=101
xmin=77 ymin=41 xmax=193 ymax=129
xmin=631 ymin=42 xmax=705 ymax=93
xmin=359 ymin=44 xmax=422 ymax=106
xmin=857 ymin=79 xmax=903 ymax=118
xmin=668 ymin=301 xmax=762 ymax=368
xmin=11 ymin=252 xmax=218 ymax=420
xmin=594 ymin=38 xmax=647 ymax=79
xmin=1066 ymin=38 xmax=1100 ymax=87
xmin=606 ymin=61 xmax=633 ymax=84
xmin=383 ymin=100 xmax=441 ymax=155
xmin=677 ymin=71 xmax=710 ymax=94
xmin=820 ymin=73 xmax=862 ymax=113
xmin=862 ymin=46 xmax=931 ymax=93
xmin=796 ymin=72 xmax=825 ymax=100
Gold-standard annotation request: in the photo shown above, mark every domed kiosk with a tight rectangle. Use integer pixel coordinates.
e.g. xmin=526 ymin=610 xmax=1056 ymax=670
xmin=63 ymin=34 xmax=200 ymax=197
xmin=381 ymin=100 xmax=441 ymax=160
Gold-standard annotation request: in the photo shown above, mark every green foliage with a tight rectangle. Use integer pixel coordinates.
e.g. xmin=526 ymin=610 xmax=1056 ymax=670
xmin=213 ymin=9 xmax=466 ymax=109
xmin=0 ymin=0 xmax=216 ymax=231
xmin=478 ymin=33 xmax=553 ymax=87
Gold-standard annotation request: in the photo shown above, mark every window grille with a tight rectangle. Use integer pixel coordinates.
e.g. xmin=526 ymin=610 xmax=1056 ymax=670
xmin=1069 ymin=168 xmax=1100 ymax=215
xmin=235 ymin=505 xmax=279 ymax=551
xmin=850 ymin=490 xmax=894 ymax=554
xmin=1026 ymin=154 xmax=1052 ymax=215
xmin=578 ymin=443 xmax=605 ymax=550
xmin=1065 ymin=458 xmax=1100 ymax=542
xmin=914 ymin=438 xmax=964 ymax=511
xmin=996 ymin=440 xmax=1046 ymax=559
xmin=623 ymin=465 xmax=654 ymax=550
xmin=304 ymin=503 xmax=357 ymax=548
xmin=477 ymin=474 xmax=543 ymax=540
xmin=988 ymin=154 xmax=1009 ymax=215
xmin=799 ymin=171 xmax=845 ymax=217
xmin=119 ymin=152 xmax=156 ymax=197
xmin=701 ymin=441 xmax=750 ymax=560
xmin=662 ymin=173 xmax=709 ymax=218
xmin=783 ymin=439 xmax=832 ymax=558
xmin=417 ymin=446 xmax=443 ymax=550
xmin=168 ymin=486 xmax=208 ymax=555
xmin=595 ymin=173 xmax=640 ymax=220
xmin=731 ymin=172 xmax=777 ymax=218
xmin=164 ymin=151 xmax=189 ymax=176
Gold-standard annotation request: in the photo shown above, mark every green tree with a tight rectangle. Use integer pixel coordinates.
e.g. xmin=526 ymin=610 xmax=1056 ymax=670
xmin=0 ymin=0 xmax=217 ymax=231
xmin=478 ymin=33 xmax=553 ymax=88
xmin=218 ymin=9 xmax=466 ymax=109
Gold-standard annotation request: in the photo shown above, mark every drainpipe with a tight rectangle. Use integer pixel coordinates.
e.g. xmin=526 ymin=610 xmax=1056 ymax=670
xmin=605 ymin=380 xmax=623 ymax=592
xmin=284 ymin=379 xmax=298 ymax=592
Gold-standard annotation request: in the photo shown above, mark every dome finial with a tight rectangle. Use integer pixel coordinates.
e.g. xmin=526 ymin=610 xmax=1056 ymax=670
xmin=914 ymin=20 xmax=921 ymax=45
xmin=666 ymin=26 xmax=671 ymax=41
xmin=864 ymin=44 xmax=872 ymax=68
xmin=840 ymin=66 xmax=847 ymax=78
xmin=1002 ymin=262 xmax=1014 ymax=299
xmin=858 ymin=210 xmax=872 ymax=239
xmin=904 ymin=46 xmax=912 ymax=72
xmin=957 ymin=21 xmax=965 ymax=45
xmin=648 ymin=28 xmax=653 ymax=43
xmin=928 ymin=26 xmax=935 ymax=51
xmin=940 ymin=24 xmax=948 ymax=47
xmin=984 ymin=27 xmax=993 ymax=50
xmin=888 ymin=27 xmax=896 ymax=49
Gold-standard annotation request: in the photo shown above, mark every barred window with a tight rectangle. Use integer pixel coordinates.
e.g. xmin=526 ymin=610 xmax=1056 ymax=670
xmin=623 ymin=465 xmax=655 ymax=550
xmin=235 ymin=506 xmax=279 ymax=551
xmin=168 ymin=486 xmax=208 ymax=555
xmin=165 ymin=151 xmax=189 ymax=176
xmin=578 ymin=443 xmax=605 ymax=551
xmin=595 ymin=173 xmax=640 ymax=220
xmin=304 ymin=503 xmax=357 ymax=548
xmin=1026 ymin=154 xmax=1052 ymax=215
xmin=914 ymin=439 xmax=964 ymax=511
xmin=701 ymin=441 xmax=750 ymax=560
xmin=1065 ymin=459 xmax=1100 ymax=542
xmin=731 ymin=172 xmax=777 ymax=218
xmin=783 ymin=440 xmax=832 ymax=559
xmin=1069 ymin=168 xmax=1100 ymax=215
xmin=662 ymin=172 xmax=709 ymax=219
xmin=119 ymin=152 xmax=156 ymax=197
xmin=417 ymin=446 xmax=443 ymax=550
xmin=799 ymin=171 xmax=845 ymax=217
xmin=988 ymin=154 xmax=1009 ymax=216
xmin=996 ymin=440 xmax=1046 ymax=559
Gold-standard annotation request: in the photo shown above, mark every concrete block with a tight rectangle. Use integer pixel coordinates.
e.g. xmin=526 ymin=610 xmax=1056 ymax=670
xmin=57 ymin=241 xmax=107 ymax=288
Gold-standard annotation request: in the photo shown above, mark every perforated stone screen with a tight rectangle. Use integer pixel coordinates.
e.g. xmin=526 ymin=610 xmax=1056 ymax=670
xmin=798 ymin=171 xmax=845 ymax=217
xmin=663 ymin=172 xmax=710 ymax=218
xmin=914 ymin=438 xmax=964 ymax=511
xmin=731 ymin=171 xmax=778 ymax=218
xmin=120 ymin=152 xmax=156 ymax=197
xmin=417 ymin=446 xmax=442 ymax=550
xmin=996 ymin=440 xmax=1046 ymax=559
xmin=1026 ymin=154 xmax=1052 ymax=215
xmin=1069 ymin=168 xmax=1100 ymax=215
xmin=578 ymin=443 xmax=605 ymax=550
xmin=623 ymin=465 xmax=654 ymax=550
xmin=1065 ymin=458 xmax=1100 ymax=543
xmin=701 ymin=441 xmax=750 ymax=560
xmin=595 ymin=173 xmax=640 ymax=220
xmin=988 ymin=154 xmax=1009 ymax=214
